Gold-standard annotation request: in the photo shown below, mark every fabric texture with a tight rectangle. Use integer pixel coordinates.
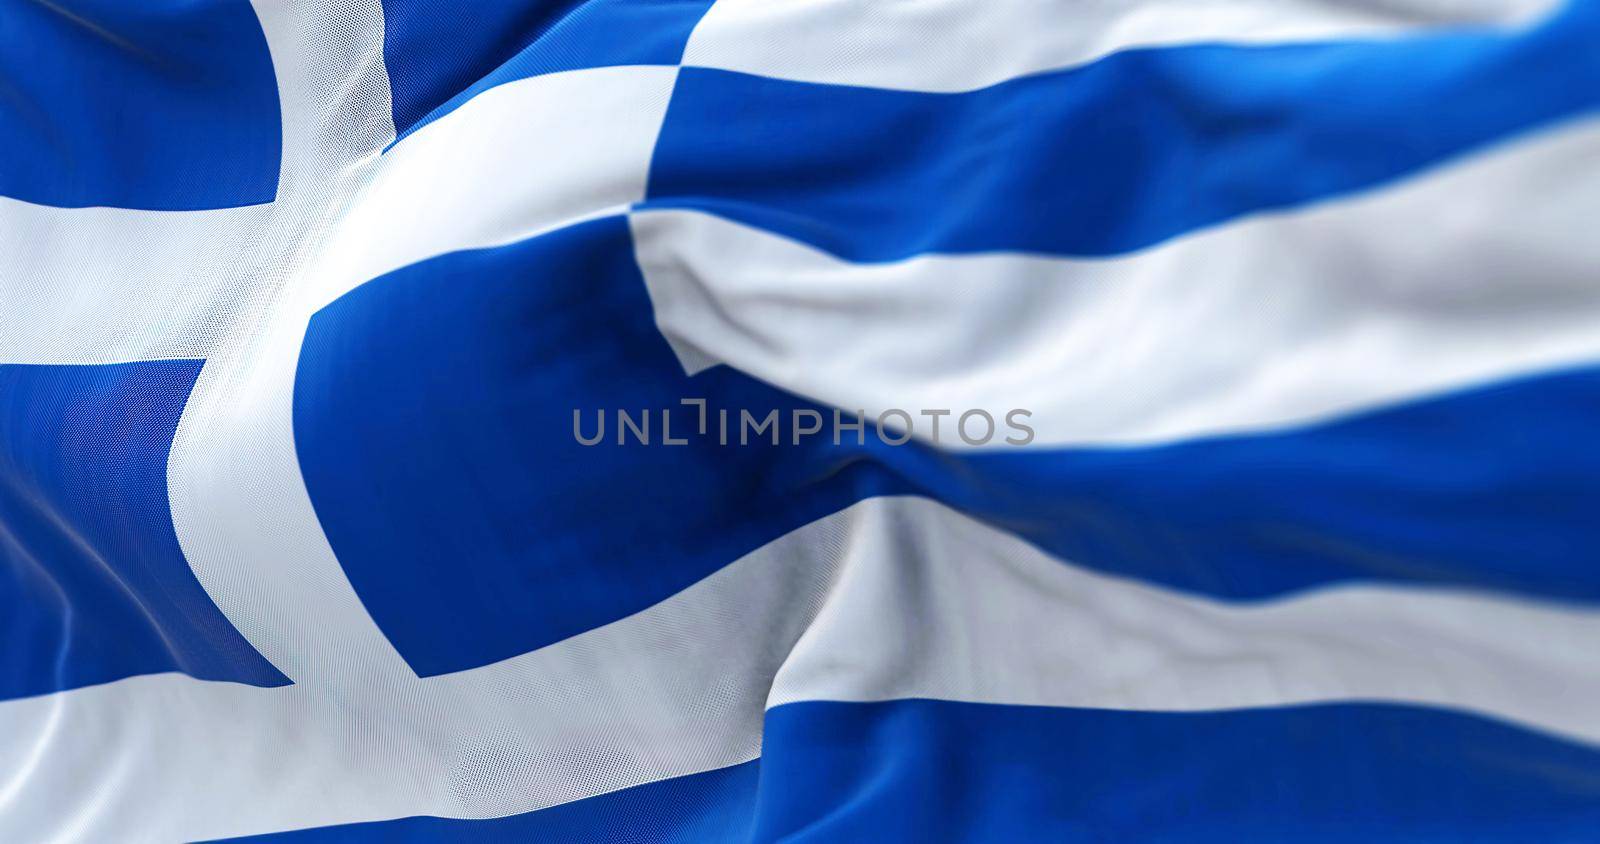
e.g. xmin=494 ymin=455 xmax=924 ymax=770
xmin=3 ymin=0 xmax=1600 ymax=840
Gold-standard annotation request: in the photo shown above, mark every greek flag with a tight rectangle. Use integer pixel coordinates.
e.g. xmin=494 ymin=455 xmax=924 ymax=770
xmin=3 ymin=0 xmax=1599 ymax=840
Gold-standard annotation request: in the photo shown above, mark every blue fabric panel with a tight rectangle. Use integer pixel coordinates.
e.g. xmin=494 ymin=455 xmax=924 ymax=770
xmin=751 ymin=699 xmax=1600 ymax=841
xmin=294 ymin=215 xmax=903 ymax=676
xmin=645 ymin=3 xmax=1600 ymax=260
xmin=0 ymin=0 xmax=281 ymax=210
xmin=293 ymin=215 xmax=1600 ymax=678
xmin=381 ymin=0 xmax=715 ymax=142
xmin=0 ymin=361 xmax=288 ymax=700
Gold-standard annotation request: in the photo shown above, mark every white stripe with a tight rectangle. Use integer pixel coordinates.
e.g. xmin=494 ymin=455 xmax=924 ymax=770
xmin=766 ymin=498 xmax=1600 ymax=730
xmin=7 ymin=497 xmax=1599 ymax=840
xmin=160 ymin=0 xmax=407 ymax=694
xmin=683 ymin=0 xmax=1556 ymax=93
xmin=0 ymin=202 xmax=271 ymax=365
xmin=632 ymin=116 xmax=1600 ymax=448
xmin=298 ymin=65 xmax=678 ymax=311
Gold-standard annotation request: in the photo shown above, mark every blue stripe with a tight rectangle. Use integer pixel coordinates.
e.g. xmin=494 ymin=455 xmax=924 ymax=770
xmin=644 ymin=2 xmax=1600 ymax=261
xmin=751 ymin=699 xmax=1600 ymax=841
xmin=0 ymin=362 xmax=288 ymax=700
xmin=294 ymin=216 xmax=1600 ymax=678
xmin=214 ymin=699 xmax=1600 ymax=841
xmin=210 ymin=759 xmax=758 ymax=842
xmin=0 ymin=0 xmax=280 ymax=210
xmin=381 ymin=0 xmax=715 ymax=143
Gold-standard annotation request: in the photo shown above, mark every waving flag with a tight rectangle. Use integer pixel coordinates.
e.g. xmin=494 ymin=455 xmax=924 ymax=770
xmin=4 ymin=0 xmax=1600 ymax=840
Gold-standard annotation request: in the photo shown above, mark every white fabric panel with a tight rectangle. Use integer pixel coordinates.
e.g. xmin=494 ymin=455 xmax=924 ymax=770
xmin=300 ymin=65 xmax=679 ymax=311
xmin=683 ymin=0 xmax=1557 ymax=93
xmin=7 ymin=497 xmax=1599 ymax=840
xmin=0 ymin=201 xmax=271 ymax=365
xmin=632 ymin=116 xmax=1600 ymax=448
xmin=767 ymin=499 xmax=1600 ymax=738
